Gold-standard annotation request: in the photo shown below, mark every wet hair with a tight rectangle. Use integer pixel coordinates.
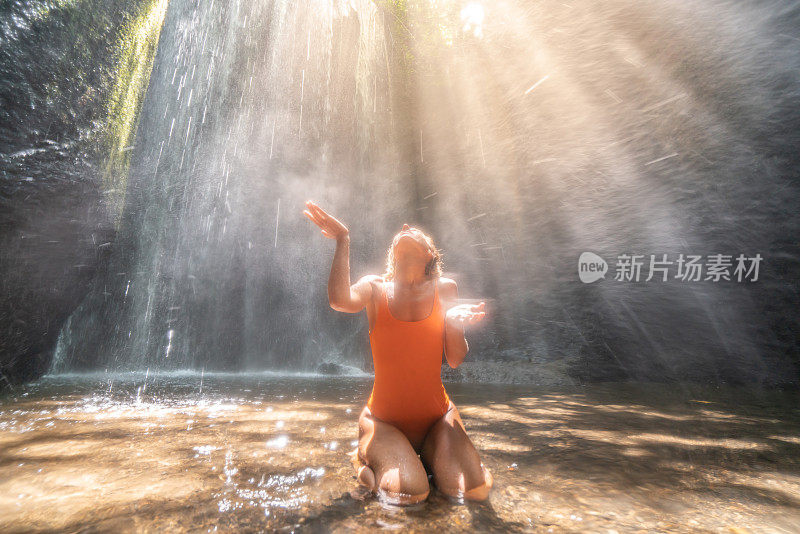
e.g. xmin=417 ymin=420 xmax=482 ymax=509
xmin=382 ymin=229 xmax=443 ymax=281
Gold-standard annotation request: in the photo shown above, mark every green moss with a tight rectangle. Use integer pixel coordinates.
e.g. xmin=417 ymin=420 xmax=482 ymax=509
xmin=103 ymin=0 xmax=169 ymax=226
xmin=376 ymin=0 xmax=464 ymax=83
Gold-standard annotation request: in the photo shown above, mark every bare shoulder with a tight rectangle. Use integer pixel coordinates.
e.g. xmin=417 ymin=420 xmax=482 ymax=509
xmin=438 ymin=277 xmax=458 ymax=299
xmin=355 ymin=274 xmax=384 ymax=295
xmin=357 ymin=274 xmax=384 ymax=284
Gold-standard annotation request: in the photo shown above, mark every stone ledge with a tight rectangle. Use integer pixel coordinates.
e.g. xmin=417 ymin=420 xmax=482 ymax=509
xmin=441 ymin=359 xmax=576 ymax=386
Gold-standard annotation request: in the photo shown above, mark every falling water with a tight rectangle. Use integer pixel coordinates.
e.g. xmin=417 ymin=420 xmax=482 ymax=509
xmin=48 ymin=0 xmax=799 ymax=386
xmin=53 ymin=0 xmax=411 ymax=373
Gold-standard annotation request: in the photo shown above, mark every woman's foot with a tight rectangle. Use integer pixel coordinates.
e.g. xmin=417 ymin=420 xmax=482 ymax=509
xmin=357 ymin=464 xmax=376 ymax=490
xmin=349 ymin=448 xmax=376 ymax=499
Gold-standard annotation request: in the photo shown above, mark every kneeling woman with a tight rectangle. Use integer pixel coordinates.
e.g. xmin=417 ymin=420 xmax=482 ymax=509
xmin=303 ymin=200 xmax=493 ymax=505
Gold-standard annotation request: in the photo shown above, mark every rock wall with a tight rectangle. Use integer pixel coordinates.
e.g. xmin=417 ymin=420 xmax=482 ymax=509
xmin=0 ymin=0 xmax=162 ymax=388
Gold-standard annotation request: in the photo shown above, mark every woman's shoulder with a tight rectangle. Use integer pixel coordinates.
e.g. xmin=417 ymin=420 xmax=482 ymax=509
xmin=354 ymin=275 xmax=386 ymax=299
xmin=437 ymin=277 xmax=458 ymax=299
xmin=357 ymin=274 xmax=385 ymax=283
xmin=438 ymin=276 xmax=457 ymax=289
xmin=364 ymin=274 xmax=388 ymax=293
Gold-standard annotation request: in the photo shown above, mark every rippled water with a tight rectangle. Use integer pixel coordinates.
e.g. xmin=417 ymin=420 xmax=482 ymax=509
xmin=1 ymin=373 xmax=798 ymax=532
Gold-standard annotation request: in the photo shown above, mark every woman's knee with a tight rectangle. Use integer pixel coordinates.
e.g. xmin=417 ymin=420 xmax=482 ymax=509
xmin=375 ymin=463 xmax=430 ymax=501
xmin=378 ymin=484 xmax=430 ymax=505
xmin=435 ymin=463 xmax=492 ymax=501
xmin=358 ymin=414 xmax=431 ymax=504
xmin=463 ymin=464 xmax=493 ymax=501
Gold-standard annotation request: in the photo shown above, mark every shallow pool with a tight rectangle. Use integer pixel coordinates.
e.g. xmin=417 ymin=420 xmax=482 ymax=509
xmin=1 ymin=373 xmax=798 ymax=532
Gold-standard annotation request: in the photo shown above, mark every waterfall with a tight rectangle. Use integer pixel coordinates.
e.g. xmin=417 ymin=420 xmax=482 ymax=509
xmin=54 ymin=0 xmax=410 ymax=372
xmin=51 ymin=0 xmax=799 ymax=385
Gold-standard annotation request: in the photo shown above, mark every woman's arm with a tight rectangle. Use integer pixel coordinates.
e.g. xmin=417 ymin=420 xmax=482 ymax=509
xmin=304 ymin=200 xmax=374 ymax=313
xmin=441 ymin=278 xmax=486 ymax=368
xmin=328 ymin=235 xmax=377 ymax=312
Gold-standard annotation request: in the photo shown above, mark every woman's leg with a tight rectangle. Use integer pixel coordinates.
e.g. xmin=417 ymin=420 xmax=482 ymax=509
xmin=352 ymin=405 xmax=430 ymax=505
xmin=420 ymin=402 xmax=493 ymax=501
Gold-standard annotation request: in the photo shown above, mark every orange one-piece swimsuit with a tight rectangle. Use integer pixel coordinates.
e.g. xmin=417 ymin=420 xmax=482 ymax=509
xmin=367 ymin=278 xmax=451 ymax=452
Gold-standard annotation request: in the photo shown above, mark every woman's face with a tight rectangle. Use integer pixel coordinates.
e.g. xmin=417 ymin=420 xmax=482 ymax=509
xmin=393 ymin=224 xmax=433 ymax=262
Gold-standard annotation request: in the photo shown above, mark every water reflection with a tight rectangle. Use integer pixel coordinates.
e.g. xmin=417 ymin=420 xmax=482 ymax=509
xmin=0 ymin=373 xmax=798 ymax=532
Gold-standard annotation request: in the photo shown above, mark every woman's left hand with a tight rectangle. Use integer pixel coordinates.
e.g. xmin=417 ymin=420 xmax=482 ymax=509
xmin=445 ymin=302 xmax=486 ymax=327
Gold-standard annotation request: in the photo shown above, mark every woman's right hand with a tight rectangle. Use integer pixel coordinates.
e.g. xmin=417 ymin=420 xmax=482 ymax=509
xmin=303 ymin=200 xmax=349 ymax=240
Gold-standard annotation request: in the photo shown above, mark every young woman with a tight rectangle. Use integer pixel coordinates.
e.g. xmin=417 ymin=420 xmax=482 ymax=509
xmin=303 ymin=200 xmax=493 ymax=505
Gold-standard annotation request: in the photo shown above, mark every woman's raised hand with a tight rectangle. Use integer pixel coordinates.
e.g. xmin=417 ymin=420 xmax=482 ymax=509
xmin=303 ymin=200 xmax=349 ymax=240
xmin=446 ymin=302 xmax=486 ymax=327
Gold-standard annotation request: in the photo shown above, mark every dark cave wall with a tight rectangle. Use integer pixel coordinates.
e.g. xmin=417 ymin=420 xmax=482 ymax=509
xmin=0 ymin=0 xmax=156 ymax=388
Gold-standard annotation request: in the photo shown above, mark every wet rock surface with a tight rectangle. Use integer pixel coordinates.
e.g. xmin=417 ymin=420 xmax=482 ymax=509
xmin=0 ymin=0 xmax=151 ymax=387
xmin=441 ymin=360 xmax=577 ymax=387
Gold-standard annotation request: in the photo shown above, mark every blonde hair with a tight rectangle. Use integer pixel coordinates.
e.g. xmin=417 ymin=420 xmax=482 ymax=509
xmin=382 ymin=230 xmax=443 ymax=281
